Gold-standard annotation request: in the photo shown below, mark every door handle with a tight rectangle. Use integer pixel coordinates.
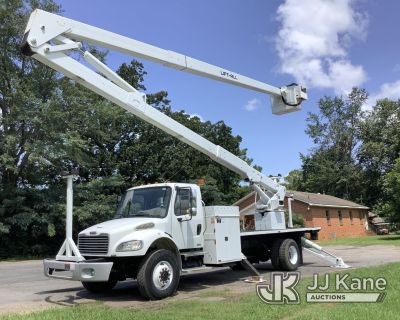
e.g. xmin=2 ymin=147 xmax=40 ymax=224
xmin=196 ymin=224 xmax=201 ymax=235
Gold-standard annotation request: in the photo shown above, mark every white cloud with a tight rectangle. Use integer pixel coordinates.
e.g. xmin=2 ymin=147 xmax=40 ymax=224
xmin=188 ymin=113 xmax=204 ymax=122
xmin=365 ymin=80 xmax=400 ymax=109
xmin=244 ymin=98 xmax=260 ymax=111
xmin=276 ymin=0 xmax=368 ymax=94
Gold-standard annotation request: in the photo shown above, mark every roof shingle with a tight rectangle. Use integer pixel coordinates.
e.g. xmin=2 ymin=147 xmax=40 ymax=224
xmin=287 ymin=191 xmax=368 ymax=209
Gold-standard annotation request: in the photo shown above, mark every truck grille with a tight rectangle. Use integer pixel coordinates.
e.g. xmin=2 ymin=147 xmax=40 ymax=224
xmin=78 ymin=234 xmax=109 ymax=255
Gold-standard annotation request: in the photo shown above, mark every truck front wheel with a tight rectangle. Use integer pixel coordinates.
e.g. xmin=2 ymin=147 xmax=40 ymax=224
xmin=137 ymin=249 xmax=180 ymax=300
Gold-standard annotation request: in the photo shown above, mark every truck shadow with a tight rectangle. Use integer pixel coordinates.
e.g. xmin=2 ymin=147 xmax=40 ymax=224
xmin=36 ymin=263 xmax=277 ymax=305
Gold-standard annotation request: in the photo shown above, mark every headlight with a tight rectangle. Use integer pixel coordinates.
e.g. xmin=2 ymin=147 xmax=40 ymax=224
xmin=116 ymin=240 xmax=143 ymax=252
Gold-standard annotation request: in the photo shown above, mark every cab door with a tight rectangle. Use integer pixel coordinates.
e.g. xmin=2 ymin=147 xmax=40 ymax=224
xmin=171 ymin=187 xmax=203 ymax=250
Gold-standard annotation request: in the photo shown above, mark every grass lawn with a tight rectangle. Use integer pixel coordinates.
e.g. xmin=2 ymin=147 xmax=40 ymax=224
xmin=2 ymin=262 xmax=400 ymax=320
xmin=316 ymin=234 xmax=400 ymax=246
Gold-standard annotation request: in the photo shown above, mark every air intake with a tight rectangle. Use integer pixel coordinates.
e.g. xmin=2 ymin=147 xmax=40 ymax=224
xmin=78 ymin=234 xmax=109 ymax=256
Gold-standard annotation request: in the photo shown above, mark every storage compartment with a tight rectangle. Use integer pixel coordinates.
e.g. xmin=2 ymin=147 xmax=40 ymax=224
xmin=254 ymin=211 xmax=285 ymax=230
xmin=203 ymin=206 xmax=242 ymax=264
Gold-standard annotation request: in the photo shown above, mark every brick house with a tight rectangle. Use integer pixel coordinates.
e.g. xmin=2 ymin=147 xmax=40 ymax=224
xmin=234 ymin=191 xmax=369 ymax=240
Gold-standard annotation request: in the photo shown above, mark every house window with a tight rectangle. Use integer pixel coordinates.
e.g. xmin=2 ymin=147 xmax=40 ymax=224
xmin=349 ymin=211 xmax=353 ymax=225
xmin=359 ymin=210 xmax=363 ymax=224
xmin=338 ymin=210 xmax=343 ymax=226
xmin=326 ymin=210 xmax=331 ymax=226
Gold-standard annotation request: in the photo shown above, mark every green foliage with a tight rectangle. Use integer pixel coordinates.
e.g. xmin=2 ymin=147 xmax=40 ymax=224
xmin=316 ymin=234 xmax=400 ymax=246
xmin=0 ymin=0 xmax=72 ymax=257
xmin=284 ymin=211 xmax=304 ymax=228
xmin=74 ymin=175 xmax=126 ymax=229
xmin=375 ymin=157 xmax=400 ymax=225
xmin=285 ymin=169 xmax=303 ymax=191
xmin=298 ymin=88 xmax=367 ymax=201
xmin=358 ymin=98 xmax=400 ymax=208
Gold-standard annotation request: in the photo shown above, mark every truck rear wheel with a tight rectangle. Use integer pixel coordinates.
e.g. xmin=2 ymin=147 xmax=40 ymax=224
xmin=271 ymin=238 xmax=300 ymax=271
xmin=81 ymin=277 xmax=117 ymax=293
xmin=137 ymin=249 xmax=180 ymax=300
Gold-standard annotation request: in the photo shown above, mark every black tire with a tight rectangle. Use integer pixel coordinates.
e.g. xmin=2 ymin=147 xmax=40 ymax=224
xmin=279 ymin=238 xmax=300 ymax=271
xmin=82 ymin=276 xmax=118 ymax=293
xmin=272 ymin=238 xmax=300 ymax=271
xmin=271 ymin=239 xmax=283 ymax=270
xmin=137 ymin=249 xmax=180 ymax=300
xmin=258 ymin=253 xmax=270 ymax=263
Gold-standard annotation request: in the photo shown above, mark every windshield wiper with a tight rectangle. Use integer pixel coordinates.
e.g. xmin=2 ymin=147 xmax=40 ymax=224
xmin=129 ymin=211 xmax=150 ymax=217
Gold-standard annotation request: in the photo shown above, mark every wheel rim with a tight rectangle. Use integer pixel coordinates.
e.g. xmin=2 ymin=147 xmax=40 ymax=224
xmin=288 ymin=245 xmax=298 ymax=265
xmin=152 ymin=260 xmax=173 ymax=290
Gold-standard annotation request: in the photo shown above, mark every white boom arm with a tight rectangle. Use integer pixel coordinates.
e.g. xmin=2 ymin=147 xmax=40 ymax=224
xmin=21 ymin=9 xmax=308 ymax=211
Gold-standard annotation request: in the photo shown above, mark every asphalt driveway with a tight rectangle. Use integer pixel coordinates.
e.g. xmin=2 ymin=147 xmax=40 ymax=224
xmin=0 ymin=244 xmax=399 ymax=314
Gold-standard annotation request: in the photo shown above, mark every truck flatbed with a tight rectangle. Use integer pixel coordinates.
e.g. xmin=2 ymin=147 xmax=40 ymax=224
xmin=238 ymin=227 xmax=321 ymax=268
xmin=240 ymin=227 xmax=320 ymax=237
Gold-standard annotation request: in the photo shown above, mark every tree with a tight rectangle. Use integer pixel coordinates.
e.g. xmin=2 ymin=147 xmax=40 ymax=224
xmin=0 ymin=0 xmax=62 ymax=186
xmin=374 ymin=157 xmax=400 ymax=226
xmin=285 ymin=169 xmax=303 ymax=191
xmin=358 ymin=98 xmax=400 ymax=208
xmin=0 ymin=0 xmax=65 ymax=257
xmin=299 ymin=88 xmax=367 ymax=201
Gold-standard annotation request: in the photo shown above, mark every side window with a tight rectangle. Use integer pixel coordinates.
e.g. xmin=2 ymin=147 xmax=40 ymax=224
xmin=338 ymin=210 xmax=343 ymax=226
xmin=349 ymin=211 xmax=353 ymax=225
xmin=326 ymin=210 xmax=331 ymax=226
xmin=174 ymin=188 xmax=191 ymax=216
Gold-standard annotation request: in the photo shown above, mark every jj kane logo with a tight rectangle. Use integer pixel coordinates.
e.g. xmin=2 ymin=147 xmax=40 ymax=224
xmin=257 ymin=272 xmax=387 ymax=304
xmin=306 ymin=273 xmax=386 ymax=303
xmin=257 ymin=272 xmax=300 ymax=304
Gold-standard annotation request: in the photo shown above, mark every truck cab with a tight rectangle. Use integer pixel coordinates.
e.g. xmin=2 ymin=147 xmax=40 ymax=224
xmin=45 ymin=183 xmax=245 ymax=300
xmin=78 ymin=183 xmax=205 ymax=258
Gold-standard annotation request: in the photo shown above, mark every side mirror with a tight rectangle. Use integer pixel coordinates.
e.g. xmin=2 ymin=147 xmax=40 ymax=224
xmin=187 ymin=190 xmax=195 ymax=220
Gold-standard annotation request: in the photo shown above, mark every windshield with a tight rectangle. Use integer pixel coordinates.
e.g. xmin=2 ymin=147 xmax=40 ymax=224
xmin=115 ymin=187 xmax=172 ymax=219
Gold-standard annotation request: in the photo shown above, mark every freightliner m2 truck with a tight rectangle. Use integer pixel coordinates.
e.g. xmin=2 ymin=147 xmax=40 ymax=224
xmin=21 ymin=10 xmax=347 ymax=300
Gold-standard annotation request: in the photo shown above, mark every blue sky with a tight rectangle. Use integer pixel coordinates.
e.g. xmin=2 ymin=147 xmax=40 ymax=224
xmin=57 ymin=0 xmax=400 ymax=176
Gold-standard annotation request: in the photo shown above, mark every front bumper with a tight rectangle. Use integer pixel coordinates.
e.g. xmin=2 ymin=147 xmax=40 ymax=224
xmin=43 ymin=259 xmax=113 ymax=282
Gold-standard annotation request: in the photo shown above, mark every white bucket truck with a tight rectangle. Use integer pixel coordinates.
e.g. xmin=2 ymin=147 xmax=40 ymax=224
xmin=21 ymin=10 xmax=346 ymax=300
